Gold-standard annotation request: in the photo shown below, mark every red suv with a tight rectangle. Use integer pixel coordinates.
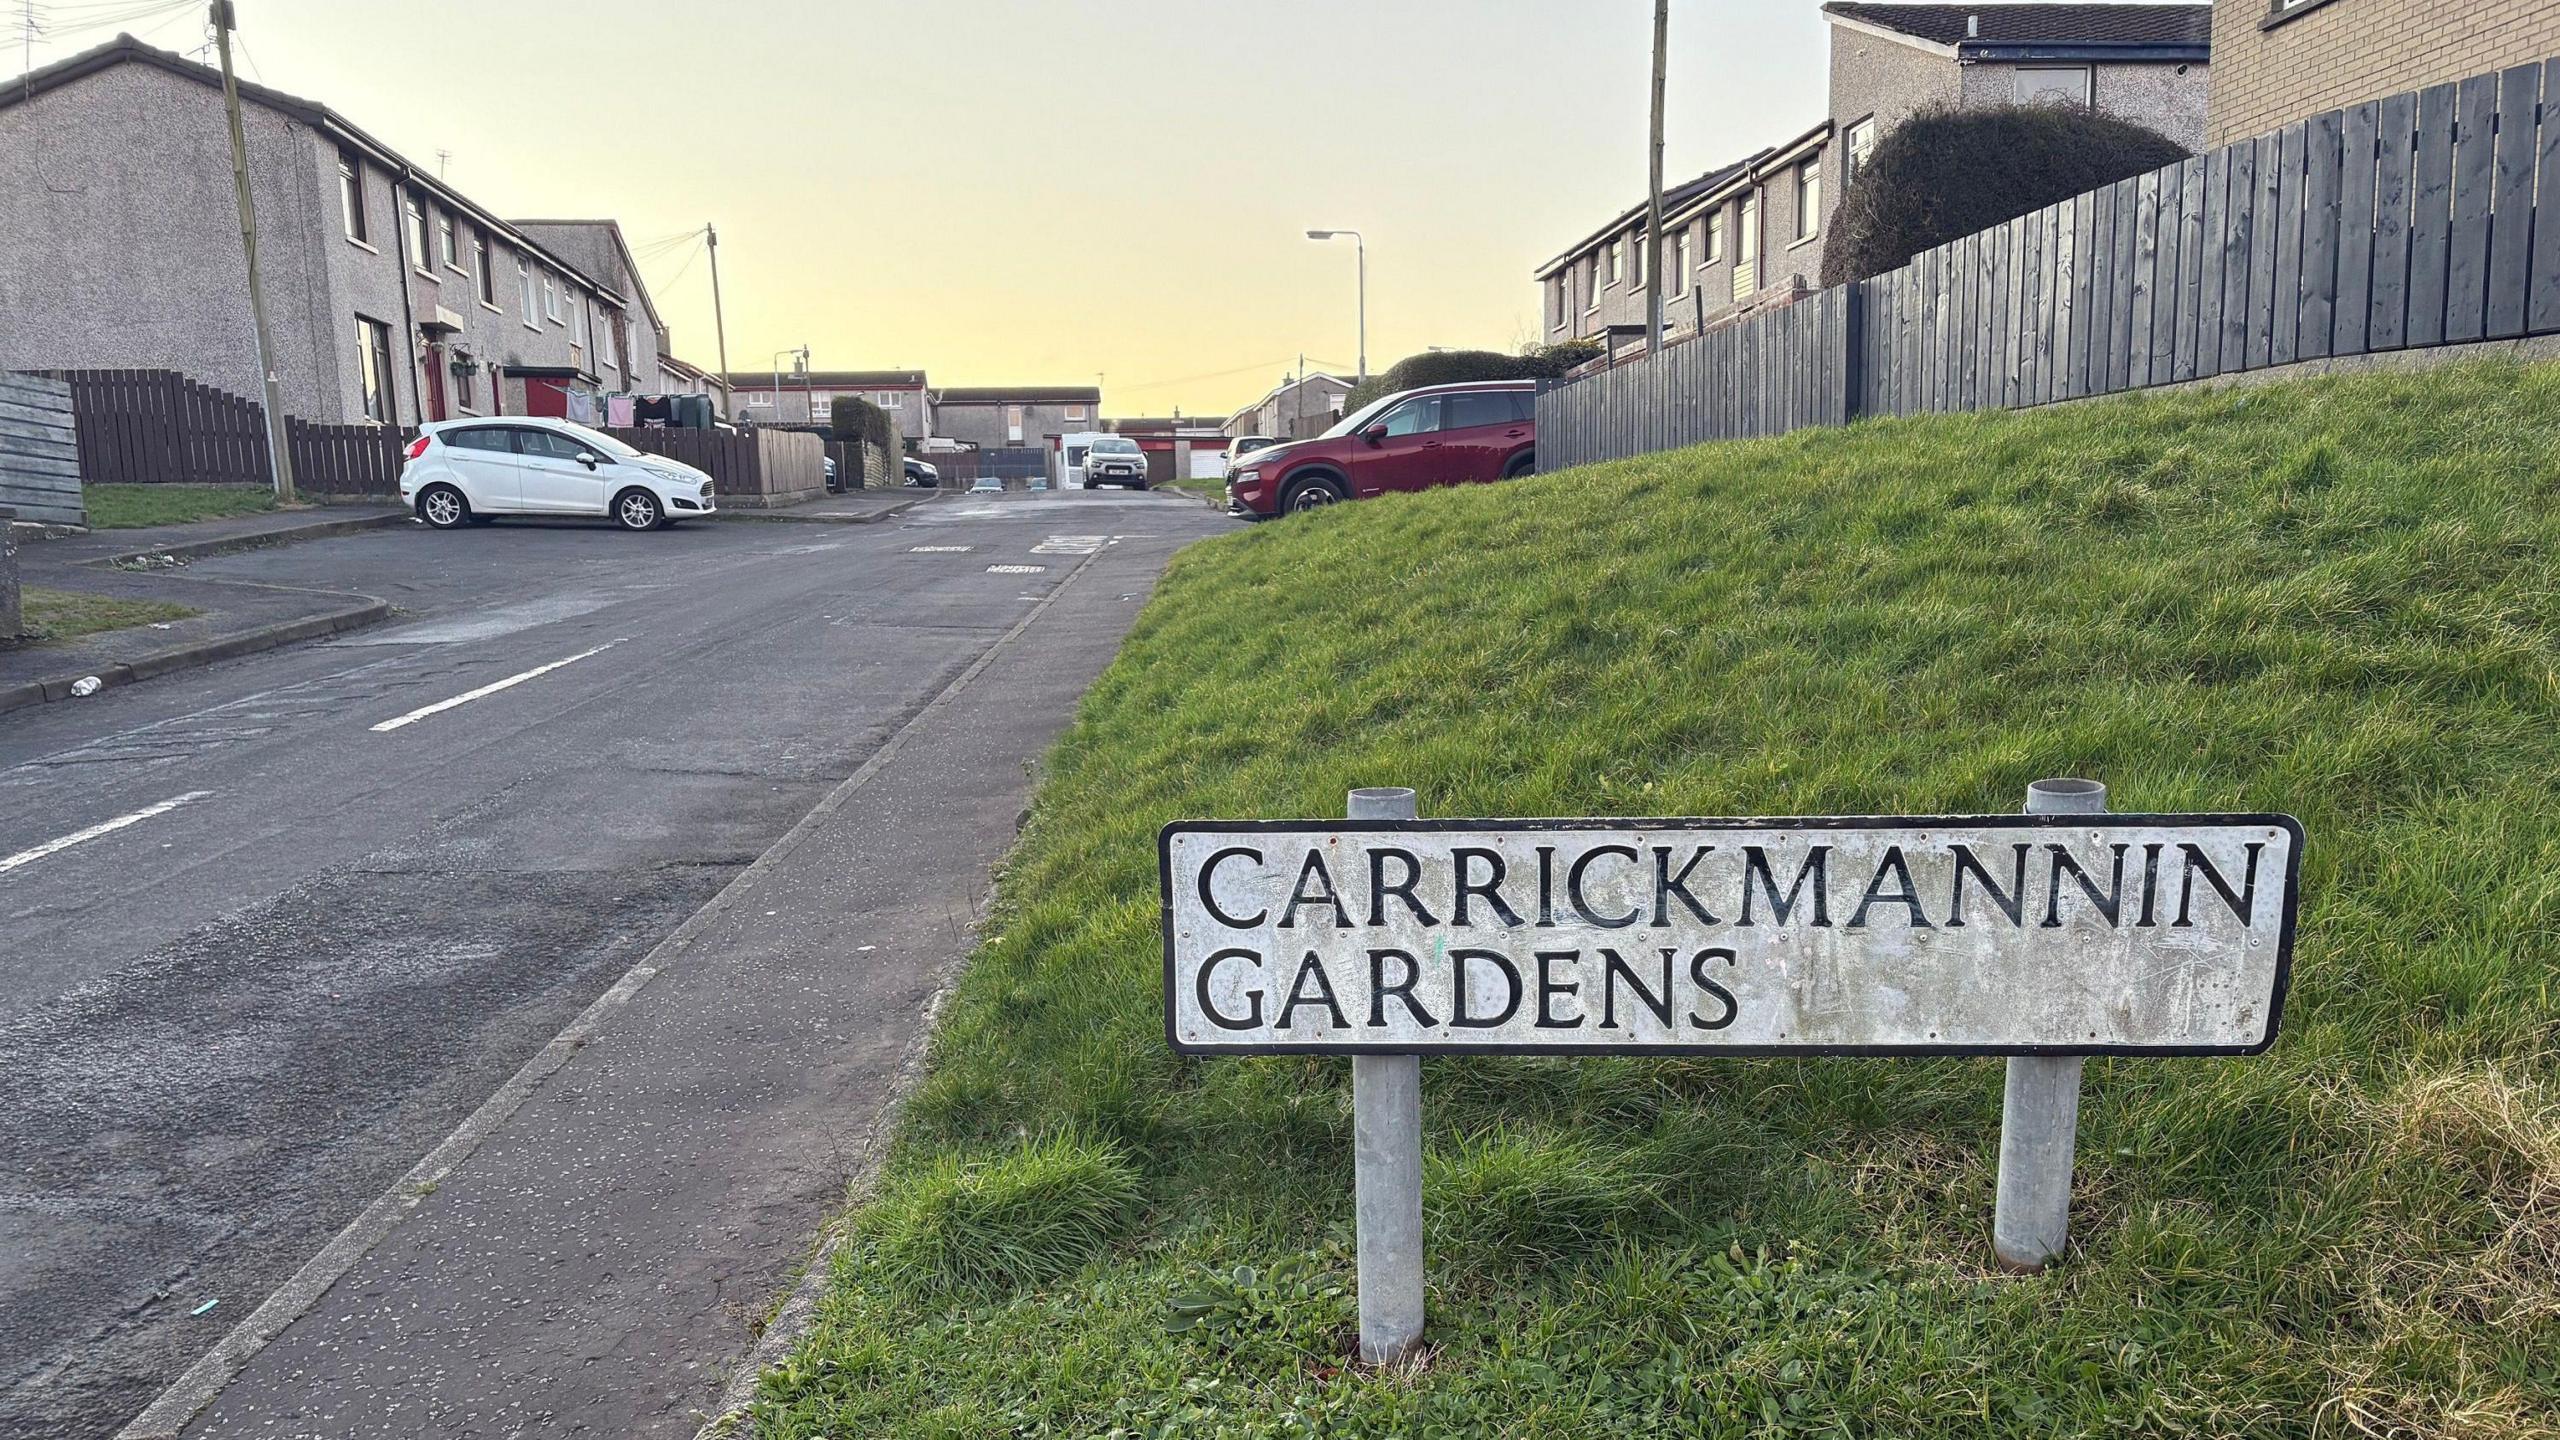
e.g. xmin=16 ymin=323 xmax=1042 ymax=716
xmin=1225 ymin=379 xmax=1537 ymax=518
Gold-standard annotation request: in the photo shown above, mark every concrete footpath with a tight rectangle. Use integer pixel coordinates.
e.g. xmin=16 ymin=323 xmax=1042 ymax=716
xmin=136 ymin=528 xmax=1175 ymax=1437
xmin=1 ymin=508 xmax=404 ymax=715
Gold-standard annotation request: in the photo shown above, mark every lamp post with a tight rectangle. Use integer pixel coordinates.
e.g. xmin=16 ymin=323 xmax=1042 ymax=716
xmin=1305 ymin=228 xmax=1365 ymax=385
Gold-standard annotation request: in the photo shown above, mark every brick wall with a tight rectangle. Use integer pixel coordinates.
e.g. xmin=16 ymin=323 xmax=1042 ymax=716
xmin=2207 ymin=0 xmax=2560 ymax=145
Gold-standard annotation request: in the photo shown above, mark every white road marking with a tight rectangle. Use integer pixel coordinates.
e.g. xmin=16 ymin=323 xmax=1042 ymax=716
xmin=908 ymin=545 xmax=972 ymax=553
xmin=0 ymin=790 xmax=212 ymax=875
xmin=369 ymin=641 xmax=622 ymax=733
xmin=987 ymin=564 xmax=1046 ymax=574
xmin=1031 ymin=534 xmax=1110 ymax=555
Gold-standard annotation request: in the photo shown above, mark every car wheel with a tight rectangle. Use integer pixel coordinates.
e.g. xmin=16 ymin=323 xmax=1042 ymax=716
xmin=1281 ymin=477 xmax=1344 ymax=514
xmin=613 ymin=488 xmax=665 ymax=531
xmin=417 ymin=484 xmax=470 ymax=529
xmin=1504 ymin=452 xmax=1536 ymax=480
xmin=1080 ymin=479 xmax=1095 ymax=489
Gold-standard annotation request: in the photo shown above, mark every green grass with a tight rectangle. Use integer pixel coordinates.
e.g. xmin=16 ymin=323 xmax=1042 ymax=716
xmin=83 ymin=483 xmax=275 ymax=528
xmin=15 ymin=587 xmax=196 ymax=643
xmin=754 ymin=359 xmax=2560 ymax=1438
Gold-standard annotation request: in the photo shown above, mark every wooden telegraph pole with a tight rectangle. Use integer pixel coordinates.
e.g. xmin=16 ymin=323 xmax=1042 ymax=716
xmin=1645 ymin=0 xmax=1669 ymax=353
xmin=211 ymin=0 xmax=294 ymax=500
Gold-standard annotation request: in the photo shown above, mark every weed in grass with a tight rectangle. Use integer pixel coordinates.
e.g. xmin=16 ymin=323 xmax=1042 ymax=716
xmin=867 ymin=1132 xmax=1140 ymax=1296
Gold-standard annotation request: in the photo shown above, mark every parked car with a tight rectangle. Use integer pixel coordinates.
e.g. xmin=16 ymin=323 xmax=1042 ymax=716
xmin=1080 ymin=435 xmax=1150 ymax=489
xmin=399 ymin=417 xmax=716 ymax=531
xmin=823 ymin=455 xmax=840 ymax=491
xmin=1223 ymin=380 xmax=1536 ymax=518
xmin=1223 ymin=435 xmax=1279 ymax=467
xmin=970 ymin=473 xmax=1005 ymax=493
xmin=905 ymin=457 xmax=940 ymax=487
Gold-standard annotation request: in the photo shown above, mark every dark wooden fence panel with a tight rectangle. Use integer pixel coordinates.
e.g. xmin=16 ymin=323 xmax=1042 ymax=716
xmin=2486 ymin=61 xmax=2540 ymax=339
xmin=2336 ymin=101 xmax=2379 ymax=357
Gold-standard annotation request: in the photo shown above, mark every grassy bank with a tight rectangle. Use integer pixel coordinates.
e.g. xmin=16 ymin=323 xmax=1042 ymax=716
xmin=15 ymin=588 xmax=197 ymax=643
xmin=84 ymin=483 xmax=275 ymax=529
xmin=754 ymin=361 xmax=2560 ymax=1437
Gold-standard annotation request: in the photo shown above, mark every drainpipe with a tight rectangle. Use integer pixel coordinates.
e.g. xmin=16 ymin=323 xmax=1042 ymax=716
xmin=391 ymin=163 xmax=427 ymax=427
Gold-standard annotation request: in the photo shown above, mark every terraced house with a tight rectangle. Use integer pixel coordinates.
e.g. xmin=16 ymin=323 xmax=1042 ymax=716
xmin=1537 ymin=3 xmax=2212 ymax=352
xmin=0 ymin=34 xmax=682 ymax=427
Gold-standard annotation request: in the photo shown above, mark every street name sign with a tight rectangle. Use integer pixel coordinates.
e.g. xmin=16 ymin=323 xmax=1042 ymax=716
xmin=1162 ymin=815 xmax=2303 ymax=1057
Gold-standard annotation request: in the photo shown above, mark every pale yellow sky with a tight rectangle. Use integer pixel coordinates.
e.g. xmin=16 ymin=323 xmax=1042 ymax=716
xmin=27 ymin=0 xmax=1843 ymax=417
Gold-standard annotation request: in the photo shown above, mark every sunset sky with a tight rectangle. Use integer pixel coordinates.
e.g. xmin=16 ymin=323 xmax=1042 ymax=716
xmin=22 ymin=0 xmax=1839 ymax=417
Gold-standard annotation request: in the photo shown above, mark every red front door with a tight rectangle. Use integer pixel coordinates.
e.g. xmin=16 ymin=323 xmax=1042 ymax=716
xmin=421 ymin=339 xmax=449 ymax=422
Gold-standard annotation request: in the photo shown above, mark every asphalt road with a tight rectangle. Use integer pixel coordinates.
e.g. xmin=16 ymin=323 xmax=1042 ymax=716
xmin=0 ymin=488 xmax=1231 ymax=1438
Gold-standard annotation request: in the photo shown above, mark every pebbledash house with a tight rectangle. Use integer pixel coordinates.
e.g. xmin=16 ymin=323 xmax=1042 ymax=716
xmin=0 ymin=33 xmax=717 ymax=428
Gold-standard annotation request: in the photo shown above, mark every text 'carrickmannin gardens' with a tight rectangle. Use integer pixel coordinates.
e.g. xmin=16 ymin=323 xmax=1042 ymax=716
xmin=1161 ymin=816 xmax=2303 ymax=1055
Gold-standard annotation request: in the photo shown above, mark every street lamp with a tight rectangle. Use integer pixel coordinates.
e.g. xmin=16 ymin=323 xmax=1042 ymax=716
xmin=1305 ymin=228 xmax=1365 ymax=384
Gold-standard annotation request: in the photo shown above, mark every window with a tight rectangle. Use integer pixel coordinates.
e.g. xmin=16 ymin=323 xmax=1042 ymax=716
xmin=1733 ymin=193 xmax=1759 ymax=302
xmin=1584 ymin=256 xmax=1600 ymax=312
xmin=1552 ymin=276 xmax=1568 ymax=326
xmin=1704 ymin=211 xmax=1724 ymax=264
xmin=355 ymin=315 xmax=397 ymax=423
xmin=473 ymin=232 xmax=494 ymax=305
xmin=453 ymin=353 xmax=475 ymax=411
xmin=1796 ymin=159 xmax=1821 ymax=241
xmin=515 ymin=428 xmax=594 ymax=461
xmin=1670 ymin=228 xmax=1691 ymax=296
xmin=1843 ymin=119 xmax=1876 ymax=189
xmin=436 ymin=213 xmax=458 ymax=270
xmin=542 ymin=272 xmax=560 ymax=323
xmin=1605 ymin=238 xmax=1623 ymax=288
xmin=1065 ymin=403 xmax=1088 ymax=421
xmin=518 ymin=258 xmax=538 ymax=324
xmin=1376 ymin=396 xmax=1443 ymax=437
xmin=1446 ymin=391 xmax=1521 ymax=430
xmin=599 ymin=312 xmax=619 ymax=371
xmin=1005 ymin=404 xmax=1024 ymax=441
xmin=337 ymin=147 xmax=367 ymax=242
xmin=404 ymin=193 xmax=430 ymax=272
xmin=2014 ymin=66 xmax=2092 ymax=106
xmin=445 ymin=425 xmax=516 ymax=452
xmin=1629 ymin=230 xmax=1645 ymax=289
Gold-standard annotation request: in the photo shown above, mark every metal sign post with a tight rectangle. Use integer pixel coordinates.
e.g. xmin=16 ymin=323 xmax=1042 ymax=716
xmin=1346 ymin=786 xmax=1423 ymax=1363
xmin=1159 ymin=786 xmax=2303 ymax=1355
xmin=1994 ymin=777 xmax=2106 ymax=1270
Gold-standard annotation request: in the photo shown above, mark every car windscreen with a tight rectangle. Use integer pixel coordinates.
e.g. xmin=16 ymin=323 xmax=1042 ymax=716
xmin=1091 ymin=438 xmax=1141 ymax=454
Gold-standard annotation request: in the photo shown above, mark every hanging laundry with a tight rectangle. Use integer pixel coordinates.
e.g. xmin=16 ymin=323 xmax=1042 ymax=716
xmin=636 ymin=395 xmax=674 ymax=427
xmin=607 ymin=395 xmax=636 ymax=427
xmin=565 ymin=390 xmax=600 ymax=424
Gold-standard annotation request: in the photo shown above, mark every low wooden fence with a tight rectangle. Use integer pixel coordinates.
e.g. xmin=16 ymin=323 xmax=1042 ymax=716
xmin=0 ymin=373 xmax=85 ymax=525
xmin=600 ymin=425 xmax=825 ymax=507
xmin=49 ymin=368 xmax=404 ymax=497
xmin=1540 ymin=58 xmax=2560 ymax=469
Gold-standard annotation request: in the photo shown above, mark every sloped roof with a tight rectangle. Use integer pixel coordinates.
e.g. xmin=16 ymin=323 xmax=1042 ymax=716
xmin=933 ymin=386 xmax=1102 ymax=405
xmin=724 ymin=370 xmax=927 ymax=389
xmin=1821 ymin=3 xmax=2211 ymax=49
xmin=1533 ymin=154 xmax=1761 ymax=280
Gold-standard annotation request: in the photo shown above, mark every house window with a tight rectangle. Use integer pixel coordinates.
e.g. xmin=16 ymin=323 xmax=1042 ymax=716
xmin=404 ymin=193 xmax=430 ymax=272
xmin=473 ymin=232 xmax=493 ymax=305
xmin=1843 ymin=120 xmax=1876 ymax=188
xmin=354 ymin=315 xmax=397 ymax=423
xmin=600 ymin=315 xmax=621 ymax=372
xmin=337 ymin=148 xmax=367 ymax=242
xmin=1629 ymin=231 xmax=1645 ymax=289
xmin=1796 ymin=159 xmax=1821 ymax=241
xmin=1704 ymin=211 xmax=1724 ymax=264
xmin=1552 ymin=275 xmax=1568 ymax=326
xmin=436 ymin=213 xmax=457 ymax=270
xmin=453 ymin=351 xmax=476 ymax=411
xmin=542 ymin=273 xmax=560 ymax=323
xmin=1065 ymin=403 xmax=1088 ymax=421
xmin=1733 ymin=193 xmax=1759 ymax=302
xmin=1584 ymin=256 xmax=1601 ymax=312
xmin=1005 ymin=404 xmax=1025 ymax=442
xmin=1605 ymin=238 xmax=1623 ymax=288
xmin=2014 ymin=66 xmax=2092 ymax=106
xmin=1670 ymin=228 xmax=1691 ymax=297
xmin=518 ymin=258 xmax=538 ymax=325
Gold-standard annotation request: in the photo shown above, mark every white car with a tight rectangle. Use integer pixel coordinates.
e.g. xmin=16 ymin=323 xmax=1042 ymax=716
xmin=398 ymin=417 xmax=717 ymax=531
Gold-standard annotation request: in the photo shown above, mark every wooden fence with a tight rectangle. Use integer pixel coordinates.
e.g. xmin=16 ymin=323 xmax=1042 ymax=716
xmin=1540 ymin=59 xmax=2560 ymax=468
xmin=0 ymin=373 xmax=85 ymax=525
xmin=50 ymin=368 xmax=405 ymax=496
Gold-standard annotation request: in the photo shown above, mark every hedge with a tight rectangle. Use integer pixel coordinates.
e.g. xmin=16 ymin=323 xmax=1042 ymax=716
xmin=1820 ymin=104 xmax=2191 ymax=288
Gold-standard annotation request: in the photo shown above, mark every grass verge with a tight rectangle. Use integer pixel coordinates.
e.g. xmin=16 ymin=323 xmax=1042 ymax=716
xmin=84 ymin=483 xmax=276 ymax=529
xmin=14 ymin=587 xmax=197 ymax=644
xmin=753 ymin=359 xmax=2560 ymax=1437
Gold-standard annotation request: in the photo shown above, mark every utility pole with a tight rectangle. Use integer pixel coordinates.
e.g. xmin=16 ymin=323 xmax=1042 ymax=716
xmin=705 ymin=222 xmax=732 ymax=419
xmin=211 ymin=1 xmax=294 ymax=501
xmin=1645 ymin=0 xmax=1669 ymax=352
